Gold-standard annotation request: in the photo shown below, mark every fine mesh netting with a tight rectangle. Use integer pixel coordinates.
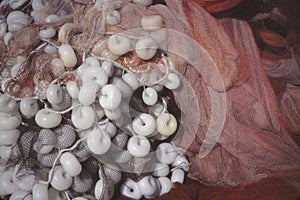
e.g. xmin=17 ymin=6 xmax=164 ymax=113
xmin=103 ymin=164 xmax=122 ymax=184
xmin=71 ymin=169 xmax=94 ymax=193
xmin=54 ymin=124 xmax=76 ymax=149
xmin=51 ymin=88 xmax=73 ymax=111
xmin=71 ymin=142 xmax=91 ymax=162
xmin=33 ymin=129 xmax=56 ymax=153
xmin=37 ymin=149 xmax=59 ymax=167
xmin=111 ymin=132 xmax=128 ymax=149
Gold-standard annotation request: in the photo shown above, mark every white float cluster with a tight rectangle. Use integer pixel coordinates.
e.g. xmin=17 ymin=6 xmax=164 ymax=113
xmin=105 ymin=14 xmax=166 ymax=61
xmin=0 ymin=1 xmax=191 ymax=199
xmin=121 ymin=142 xmax=190 ymax=199
xmin=0 ymin=53 xmax=187 ymax=199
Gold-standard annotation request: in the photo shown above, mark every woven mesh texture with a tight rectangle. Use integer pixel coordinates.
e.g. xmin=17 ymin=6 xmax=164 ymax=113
xmin=82 ymin=157 xmax=99 ymax=175
xmin=37 ymin=149 xmax=59 ymax=167
xmin=113 ymin=150 xmax=133 ymax=164
xmin=112 ymin=132 xmax=128 ymax=150
xmin=71 ymin=170 xmax=94 ymax=193
xmin=110 ymin=77 xmax=133 ymax=99
xmin=103 ymin=164 xmax=122 ymax=184
xmin=33 ymin=129 xmax=56 ymax=153
xmin=18 ymin=131 xmax=37 ymax=157
xmin=51 ymin=88 xmax=72 ymax=111
xmin=71 ymin=142 xmax=91 ymax=162
xmin=54 ymin=124 xmax=76 ymax=149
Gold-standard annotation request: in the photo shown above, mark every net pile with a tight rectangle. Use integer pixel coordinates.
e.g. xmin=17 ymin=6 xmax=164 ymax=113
xmin=0 ymin=1 xmax=299 ymax=200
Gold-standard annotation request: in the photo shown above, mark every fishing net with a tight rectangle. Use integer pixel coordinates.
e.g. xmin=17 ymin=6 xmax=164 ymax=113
xmin=0 ymin=0 xmax=299 ymax=199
